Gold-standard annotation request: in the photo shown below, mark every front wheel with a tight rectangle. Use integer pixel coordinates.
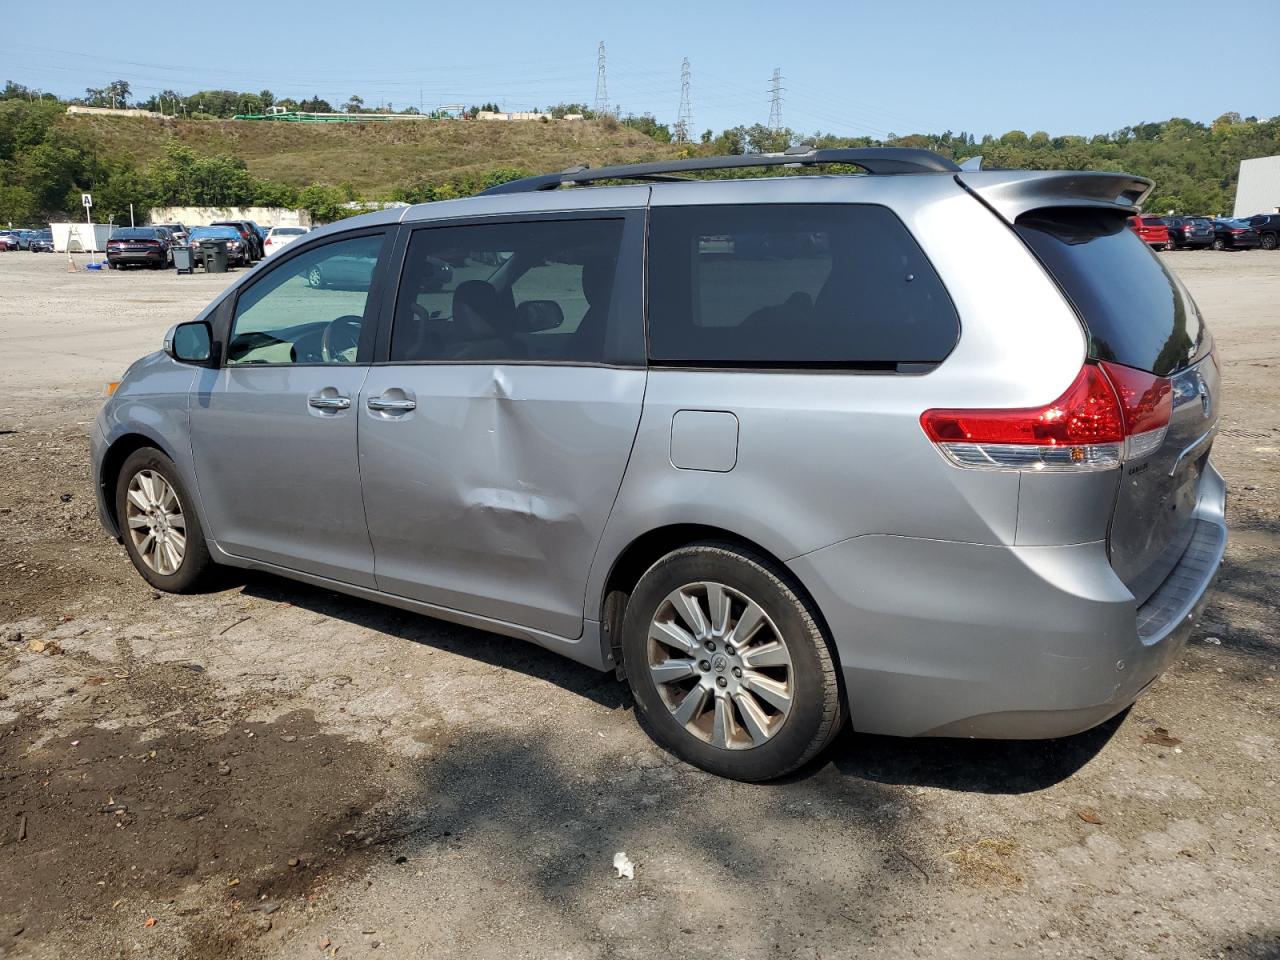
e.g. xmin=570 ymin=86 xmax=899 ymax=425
xmin=621 ymin=542 xmax=844 ymax=781
xmin=115 ymin=447 xmax=214 ymax=592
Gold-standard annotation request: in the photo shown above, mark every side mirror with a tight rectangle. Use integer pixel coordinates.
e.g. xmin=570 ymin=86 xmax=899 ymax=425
xmin=164 ymin=321 xmax=213 ymax=365
xmin=514 ymin=299 xmax=565 ymax=333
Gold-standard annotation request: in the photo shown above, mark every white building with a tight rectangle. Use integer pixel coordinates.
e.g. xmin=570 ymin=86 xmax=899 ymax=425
xmin=50 ymin=222 xmax=112 ymax=253
xmin=1233 ymin=155 xmax=1280 ymax=217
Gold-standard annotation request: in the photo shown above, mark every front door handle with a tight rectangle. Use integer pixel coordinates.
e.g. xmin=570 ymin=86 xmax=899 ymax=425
xmin=308 ymin=395 xmax=351 ymax=410
xmin=367 ymin=396 xmax=417 ymax=412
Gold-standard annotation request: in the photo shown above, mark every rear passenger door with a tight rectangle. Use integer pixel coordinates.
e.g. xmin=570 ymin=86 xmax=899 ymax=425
xmin=358 ymin=211 xmax=646 ymax=638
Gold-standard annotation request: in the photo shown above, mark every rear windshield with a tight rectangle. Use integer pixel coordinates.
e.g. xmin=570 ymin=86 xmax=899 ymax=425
xmin=272 ymin=227 xmax=307 ymax=236
xmin=1015 ymin=208 xmax=1208 ymax=377
xmin=110 ymin=228 xmax=159 ymax=240
xmin=647 ymin=203 xmax=959 ymax=368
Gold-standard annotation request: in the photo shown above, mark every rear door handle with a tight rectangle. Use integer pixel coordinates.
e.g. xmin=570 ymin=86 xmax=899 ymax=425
xmin=367 ymin=396 xmax=416 ymax=412
xmin=308 ymin=395 xmax=351 ymax=410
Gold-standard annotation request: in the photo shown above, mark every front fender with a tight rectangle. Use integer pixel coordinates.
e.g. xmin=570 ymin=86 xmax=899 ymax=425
xmin=94 ymin=355 xmax=203 ymax=539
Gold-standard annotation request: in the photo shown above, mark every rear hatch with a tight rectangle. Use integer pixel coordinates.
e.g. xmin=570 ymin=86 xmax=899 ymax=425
xmin=1011 ymin=208 xmax=1217 ymax=603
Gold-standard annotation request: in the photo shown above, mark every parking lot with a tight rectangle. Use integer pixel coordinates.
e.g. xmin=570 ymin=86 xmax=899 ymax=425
xmin=0 ymin=250 xmax=1277 ymax=959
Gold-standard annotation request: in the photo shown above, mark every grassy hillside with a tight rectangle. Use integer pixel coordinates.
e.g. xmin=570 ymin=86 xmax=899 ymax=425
xmin=60 ymin=114 xmax=684 ymax=195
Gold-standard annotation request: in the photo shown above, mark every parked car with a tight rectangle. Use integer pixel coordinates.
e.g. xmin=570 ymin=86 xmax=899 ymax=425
xmin=249 ymin=221 xmax=269 ymax=243
xmin=29 ymin=229 xmax=55 ymax=252
xmin=1163 ymin=216 xmax=1215 ymax=250
xmin=263 ymin=225 xmax=309 ymax=256
xmin=1210 ymin=218 xmax=1260 ymax=251
xmin=186 ymin=226 xmax=248 ymax=267
xmin=105 ymin=227 xmax=173 ymax=269
xmin=1239 ymin=214 xmax=1280 ymax=250
xmin=91 ymin=149 xmax=1225 ymax=781
xmin=0 ymin=229 xmax=29 ymax=250
xmin=154 ymin=223 xmax=189 ymax=246
xmin=1126 ymin=214 xmax=1170 ymax=249
xmin=211 ymin=220 xmax=263 ymax=261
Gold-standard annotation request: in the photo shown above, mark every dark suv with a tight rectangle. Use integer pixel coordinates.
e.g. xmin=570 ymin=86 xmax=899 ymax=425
xmin=1240 ymin=214 xmax=1280 ymax=250
xmin=212 ymin=220 xmax=263 ymax=261
xmin=1164 ymin=216 xmax=1215 ymax=250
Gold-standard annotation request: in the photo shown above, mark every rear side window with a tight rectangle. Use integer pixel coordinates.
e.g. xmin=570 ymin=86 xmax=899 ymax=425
xmin=646 ymin=204 xmax=958 ymax=368
xmin=1015 ymin=208 xmax=1208 ymax=377
xmin=390 ymin=218 xmax=629 ymax=364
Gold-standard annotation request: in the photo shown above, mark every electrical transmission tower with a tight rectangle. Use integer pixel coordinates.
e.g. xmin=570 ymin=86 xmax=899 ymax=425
xmin=594 ymin=42 xmax=610 ymax=117
xmin=674 ymin=57 xmax=693 ymax=142
xmin=767 ymin=67 xmax=784 ymax=132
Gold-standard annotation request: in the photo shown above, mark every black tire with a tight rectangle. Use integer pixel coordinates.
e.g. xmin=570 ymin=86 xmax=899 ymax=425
xmin=1212 ymin=237 xmax=1226 ymax=251
xmin=621 ymin=541 xmax=845 ymax=781
xmin=1262 ymin=233 xmax=1278 ymax=251
xmin=1165 ymin=237 xmax=1178 ymax=251
xmin=114 ymin=447 xmax=215 ymax=593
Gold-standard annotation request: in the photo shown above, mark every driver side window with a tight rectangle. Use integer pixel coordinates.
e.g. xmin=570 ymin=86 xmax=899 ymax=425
xmin=228 ymin=234 xmax=385 ymax=365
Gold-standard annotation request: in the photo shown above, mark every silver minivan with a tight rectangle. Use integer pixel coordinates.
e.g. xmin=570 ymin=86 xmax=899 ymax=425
xmin=91 ymin=149 xmax=1226 ymax=781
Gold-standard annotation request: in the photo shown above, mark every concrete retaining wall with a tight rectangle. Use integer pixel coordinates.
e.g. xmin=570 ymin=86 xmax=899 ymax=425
xmin=148 ymin=207 xmax=311 ymax=228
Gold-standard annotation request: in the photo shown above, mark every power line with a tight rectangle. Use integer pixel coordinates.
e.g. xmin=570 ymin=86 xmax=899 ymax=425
xmin=674 ymin=57 xmax=692 ymax=142
xmin=594 ymin=41 xmax=610 ymax=117
xmin=767 ymin=67 xmax=784 ymax=132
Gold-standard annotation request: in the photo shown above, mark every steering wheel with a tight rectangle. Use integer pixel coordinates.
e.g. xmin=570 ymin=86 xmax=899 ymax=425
xmin=321 ymin=315 xmax=363 ymax=363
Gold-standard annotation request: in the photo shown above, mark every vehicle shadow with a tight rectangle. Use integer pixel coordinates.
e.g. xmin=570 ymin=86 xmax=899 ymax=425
xmin=814 ymin=712 xmax=1126 ymax=794
xmin=231 ymin=570 xmax=631 ymax=711
xmin=228 ymin=566 xmax=1126 ymax=796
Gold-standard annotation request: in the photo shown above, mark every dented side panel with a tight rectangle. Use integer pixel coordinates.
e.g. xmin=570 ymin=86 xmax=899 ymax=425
xmin=357 ymin=364 xmax=646 ymax=638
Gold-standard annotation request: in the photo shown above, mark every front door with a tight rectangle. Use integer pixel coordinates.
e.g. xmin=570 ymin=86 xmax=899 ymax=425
xmin=358 ymin=212 xmax=647 ymax=637
xmin=191 ymin=231 xmax=390 ymax=587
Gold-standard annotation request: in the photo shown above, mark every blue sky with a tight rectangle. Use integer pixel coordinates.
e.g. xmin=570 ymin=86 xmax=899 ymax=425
xmin=4 ymin=0 xmax=1277 ymax=138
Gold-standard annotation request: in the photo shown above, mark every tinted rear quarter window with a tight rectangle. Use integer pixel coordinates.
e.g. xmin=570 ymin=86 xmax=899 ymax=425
xmin=1015 ymin=208 xmax=1208 ymax=376
xmin=646 ymin=204 xmax=959 ymax=368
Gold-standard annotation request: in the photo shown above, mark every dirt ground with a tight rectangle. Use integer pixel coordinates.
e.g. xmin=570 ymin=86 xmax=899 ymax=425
xmin=0 ymin=250 xmax=1276 ymax=960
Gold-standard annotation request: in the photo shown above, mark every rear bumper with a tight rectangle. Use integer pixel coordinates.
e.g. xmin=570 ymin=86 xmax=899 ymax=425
xmin=790 ymin=463 xmax=1227 ymax=739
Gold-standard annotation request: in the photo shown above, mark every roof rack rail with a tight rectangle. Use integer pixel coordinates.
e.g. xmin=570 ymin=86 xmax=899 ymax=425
xmin=479 ymin=147 xmax=961 ymax=195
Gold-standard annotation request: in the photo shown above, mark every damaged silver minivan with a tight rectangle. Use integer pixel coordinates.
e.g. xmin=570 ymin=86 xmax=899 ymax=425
xmin=92 ymin=149 xmax=1225 ymax=781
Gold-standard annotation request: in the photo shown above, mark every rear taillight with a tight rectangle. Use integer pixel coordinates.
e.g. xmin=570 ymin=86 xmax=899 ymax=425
xmin=920 ymin=362 xmax=1171 ymax=471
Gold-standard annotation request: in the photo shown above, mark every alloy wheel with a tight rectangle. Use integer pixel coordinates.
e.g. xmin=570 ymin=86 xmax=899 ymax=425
xmin=646 ymin=581 xmax=794 ymax=750
xmin=125 ymin=469 xmax=187 ymax=575
xmin=307 ymin=265 xmax=323 ymax=287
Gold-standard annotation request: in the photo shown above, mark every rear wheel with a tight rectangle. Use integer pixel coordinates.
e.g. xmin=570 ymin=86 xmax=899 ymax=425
xmin=1212 ymin=237 xmax=1226 ymax=251
xmin=115 ymin=448 xmax=214 ymax=592
xmin=621 ymin=542 xmax=844 ymax=781
xmin=1262 ymin=233 xmax=1278 ymax=251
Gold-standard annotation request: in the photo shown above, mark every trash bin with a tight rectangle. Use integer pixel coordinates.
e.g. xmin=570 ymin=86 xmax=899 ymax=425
xmin=173 ymin=245 xmax=194 ymax=275
xmin=201 ymin=239 xmax=229 ymax=273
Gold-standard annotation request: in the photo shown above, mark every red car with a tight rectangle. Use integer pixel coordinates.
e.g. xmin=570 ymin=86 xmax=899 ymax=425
xmin=1126 ymin=215 xmax=1170 ymax=250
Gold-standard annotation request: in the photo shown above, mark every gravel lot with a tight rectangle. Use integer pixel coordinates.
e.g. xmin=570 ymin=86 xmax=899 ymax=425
xmin=0 ymin=250 xmax=1276 ymax=960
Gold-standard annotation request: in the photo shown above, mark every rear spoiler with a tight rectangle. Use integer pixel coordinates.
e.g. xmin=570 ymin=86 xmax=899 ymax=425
xmin=956 ymin=170 xmax=1154 ymax=224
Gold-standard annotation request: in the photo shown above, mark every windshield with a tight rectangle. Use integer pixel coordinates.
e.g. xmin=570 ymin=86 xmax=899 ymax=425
xmin=189 ymin=227 xmax=241 ymax=240
xmin=272 ymin=227 xmax=307 ymax=236
xmin=110 ymin=228 xmax=159 ymax=240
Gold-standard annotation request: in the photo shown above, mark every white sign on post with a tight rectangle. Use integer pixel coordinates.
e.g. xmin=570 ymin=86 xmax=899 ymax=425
xmin=82 ymin=193 xmax=93 ymax=208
